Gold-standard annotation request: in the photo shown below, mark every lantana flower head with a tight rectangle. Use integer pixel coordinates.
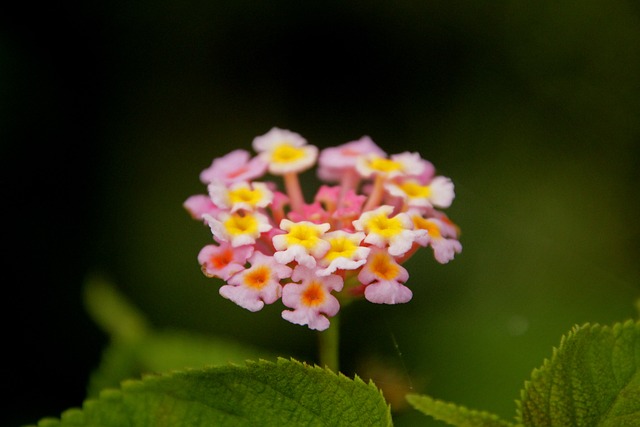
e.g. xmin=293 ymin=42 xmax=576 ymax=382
xmin=185 ymin=128 xmax=462 ymax=331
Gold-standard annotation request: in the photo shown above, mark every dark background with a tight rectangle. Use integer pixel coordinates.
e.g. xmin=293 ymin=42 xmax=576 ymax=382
xmin=3 ymin=1 xmax=640 ymax=426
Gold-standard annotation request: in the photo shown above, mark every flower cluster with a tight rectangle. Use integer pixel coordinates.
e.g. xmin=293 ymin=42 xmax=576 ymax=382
xmin=185 ymin=128 xmax=461 ymax=331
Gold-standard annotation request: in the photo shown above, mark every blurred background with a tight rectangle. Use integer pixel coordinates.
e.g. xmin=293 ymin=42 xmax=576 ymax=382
xmin=3 ymin=1 xmax=640 ymax=426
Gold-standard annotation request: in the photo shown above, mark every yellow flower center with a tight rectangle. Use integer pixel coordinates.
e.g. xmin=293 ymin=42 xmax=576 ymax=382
xmin=244 ymin=266 xmax=270 ymax=289
xmin=399 ymin=181 xmax=431 ymax=198
xmin=367 ymin=213 xmax=403 ymax=238
xmin=370 ymin=252 xmax=399 ymax=280
xmin=229 ymin=187 xmax=263 ymax=206
xmin=273 ymin=144 xmax=305 ymax=163
xmin=285 ymin=223 xmax=323 ymax=249
xmin=369 ymin=156 xmax=402 ymax=173
xmin=301 ymin=282 xmax=326 ymax=306
xmin=224 ymin=213 xmax=258 ymax=236
xmin=325 ymin=236 xmax=358 ymax=261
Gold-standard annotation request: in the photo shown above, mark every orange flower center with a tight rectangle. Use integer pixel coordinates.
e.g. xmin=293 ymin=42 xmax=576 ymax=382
xmin=370 ymin=252 xmax=399 ymax=280
xmin=245 ymin=266 xmax=270 ymax=289
xmin=302 ymin=282 xmax=326 ymax=306
xmin=210 ymin=249 xmax=233 ymax=269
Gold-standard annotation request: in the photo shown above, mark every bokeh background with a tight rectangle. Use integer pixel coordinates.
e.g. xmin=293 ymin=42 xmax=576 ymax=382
xmin=4 ymin=1 xmax=640 ymax=426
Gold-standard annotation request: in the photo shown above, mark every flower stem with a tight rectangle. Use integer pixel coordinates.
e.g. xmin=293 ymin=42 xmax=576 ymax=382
xmin=362 ymin=174 xmax=386 ymax=212
xmin=284 ymin=172 xmax=305 ymax=214
xmin=318 ymin=313 xmax=340 ymax=372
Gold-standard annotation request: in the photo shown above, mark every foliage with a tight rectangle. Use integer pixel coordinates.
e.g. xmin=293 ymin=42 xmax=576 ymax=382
xmin=83 ymin=277 xmax=274 ymax=397
xmin=406 ymin=320 xmax=640 ymax=427
xmin=35 ymin=359 xmax=391 ymax=427
xmin=27 ymin=278 xmax=640 ymax=426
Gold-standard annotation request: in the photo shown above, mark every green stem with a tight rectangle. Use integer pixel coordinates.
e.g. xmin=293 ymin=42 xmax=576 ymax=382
xmin=318 ymin=313 xmax=340 ymax=372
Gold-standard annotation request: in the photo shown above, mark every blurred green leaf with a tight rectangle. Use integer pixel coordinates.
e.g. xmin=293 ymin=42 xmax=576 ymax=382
xmin=405 ymin=394 xmax=514 ymax=427
xmin=83 ymin=274 xmax=150 ymax=343
xmin=407 ymin=320 xmax=640 ymax=427
xmin=86 ymin=329 xmax=277 ymax=397
xmin=83 ymin=275 xmax=276 ymax=397
xmin=33 ymin=358 xmax=392 ymax=427
xmin=517 ymin=320 xmax=640 ymax=426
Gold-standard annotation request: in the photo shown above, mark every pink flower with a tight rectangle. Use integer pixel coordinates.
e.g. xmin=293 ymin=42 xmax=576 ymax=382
xmin=200 ymin=149 xmax=268 ymax=184
xmin=334 ymin=190 xmax=367 ymax=221
xmin=315 ymin=186 xmax=366 ymax=224
xmin=204 ymin=211 xmax=272 ymax=247
xmin=252 ymin=127 xmax=318 ymax=175
xmin=272 ymin=220 xmax=331 ymax=268
xmin=208 ymin=181 xmax=274 ymax=212
xmin=385 ymin=175 xmax=455 ymax=209
xmin=356 ymin=151 xmax=426 ymax=180
xmin=221 ymin=252 xmax=292 ymax=312
xmin=317 ymin=136 xmax=386 ymax=182
xmin=353 ymin=205 xmax=426 ymax=257
xmin=409 ymin=211 xmax=462 ymax=264
xmin=197 ymin=243 xmax=253 ymax=280
xmin=316 ymin=230 xmax=370 ymax=276
xmin=358 ymin=248 xmax=412 ymax=304
xmin=287 ymin=202 xmax=330 ymax=224
xmin=426 ymin=176 xmax=456 ymax=208
xmin=183 ymin=194 xmax=220 ymax=220
xmin=416 ymin=159 xmax=436 ymax=184
xmin=315 ymin=186 xmax=341 ymax=212
xmin=281 ymin=265 xmax=343 ymax=331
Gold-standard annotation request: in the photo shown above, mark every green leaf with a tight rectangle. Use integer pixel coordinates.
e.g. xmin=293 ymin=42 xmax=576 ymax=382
xmin=83 ymin=275 xmax=275 ymax=397
xmin=406 ymin=393 xmax=515 ymax=427
xmin=517 ymin=320 xmax=640 ymax=426
xmin=83 ymin=274 xmax=150 ymax=343
xmin=87 ymin=329 xmax=276 ymax=397
xmin=33 ymin=358 xmax=393 ymax=427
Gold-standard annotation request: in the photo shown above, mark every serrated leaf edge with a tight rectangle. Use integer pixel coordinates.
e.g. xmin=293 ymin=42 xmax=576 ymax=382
xmin=37 ymin=357 xmax=392 ymax=426
xmin=515 ymin=319 xmax=640 ymax=423
xmin=406 ymin=393 xmax=517 ymax=427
